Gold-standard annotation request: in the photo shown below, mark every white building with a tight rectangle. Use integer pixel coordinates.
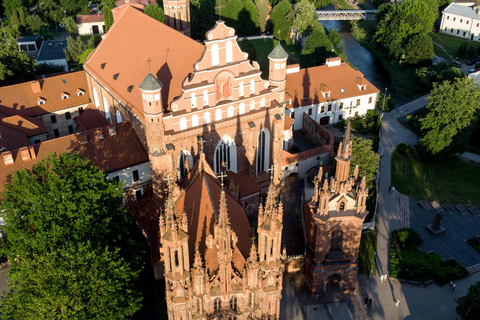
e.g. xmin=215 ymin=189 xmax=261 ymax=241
xmin=440 ymin=2 xmax=480 ymax=41
xmin=76 ymin=14 xmax=106 ymax=36
xmin=285 ymin=57 xmax=379 ymax=130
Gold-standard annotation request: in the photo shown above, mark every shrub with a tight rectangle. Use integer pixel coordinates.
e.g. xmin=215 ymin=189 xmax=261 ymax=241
xmin=467 ymin=237 xmax=480 ymax=253
xmin=397 ymin=143 xmax=410 ymax=154
xmin=391 ymin=228 xmax=423 ymax=247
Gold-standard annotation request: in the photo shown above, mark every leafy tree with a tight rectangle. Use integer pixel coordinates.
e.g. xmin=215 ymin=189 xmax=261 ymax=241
xmin=102 ymin=0 xmax=116 ymax=31
xmin=238 ymin=0 xmax=259 ymax=35
xmin=292 ymin=0 xmax=317 ymax=36
xmin=75 ymin=48 xmax=94 ymax=71
xmin=144 ymin=4 xmax=165 ymax=23
xmin=456 ymin=281 xmax=480 ymax=320
xmin=9 ymin=10 xmax=20 ymax=29
xmin=2 ymin=0 xmax=22 ymax=18
xmin=26 ymin=14 xmax=45 ymax=33
xmin=255 ymin=0 xmax=269 ymax=33
xmin=0 ymin=153 xmax=144 ymax=319
xmin=63 ymin=16 xmax=77 ymax=34
xmin=60 ymin=0 xmax=78 ymax=13
xmin=190 ymin=0 xmax=215 ymax=39
xmin=420 ymin=77 xmax=480 ymax=155
xmin=64 ymin=36 xmax=95 ymax=68
xmin=0 ymin=36 xmax=37 ymax=86
xmin=17 ymin=7 xmax=27 ymax=27
xmin=350 ymin=136 xmax=379 ymax=192
xmin=271 ymin=0 xmax=293 ymax=40
xmin=402 ymin=33 xmax=433 ymax=64
xmin=78 ymin=0 xmax=90 ymax=14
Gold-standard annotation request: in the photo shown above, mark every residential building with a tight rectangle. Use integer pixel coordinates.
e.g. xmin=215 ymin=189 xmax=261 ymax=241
xmin=440 ymin=2 xmax=480 ymax=40
xmin=36 ymin=40 xmax=68 ymax=71
xmin=76 ymin=14 xmax=106 ymax=35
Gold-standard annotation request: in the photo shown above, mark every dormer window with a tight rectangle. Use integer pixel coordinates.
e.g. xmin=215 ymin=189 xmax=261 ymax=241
xmin=61 ymin=92 xmax=69 ymax=100
xmin=356 ymin=77 xmax=367 ymax=91
xmin=76 ymin=88 xmax=85 ymax=96
xmin=36 ymin=97 xmax=46 ymax=105
xmin=320 ymin=83 xmax=331 ymax=98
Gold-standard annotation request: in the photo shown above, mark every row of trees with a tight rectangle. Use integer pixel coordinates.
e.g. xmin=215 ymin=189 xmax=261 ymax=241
xmin=0 ymin=153 xmax=145 ymax=319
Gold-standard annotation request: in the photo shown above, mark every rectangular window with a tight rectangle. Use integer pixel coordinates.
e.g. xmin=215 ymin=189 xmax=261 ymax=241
xmin=68 ymin=125 xmax=74 ymax=134
xmin=477 ymin=23 xmax=479 ymax=27
xmin=78 ymin=107 xmax=84 ymax=114
xmin=460 ymin=19 xmax=463 ymax=23
xmin=458 ymin=30 xmax=460 ymax=34
xmin=453 ymin=17 xmax=456 ymax=21
xmin=447 ymin=15 xmax=449 ymax=20
xmin=291 ymin=112 xmax=294 ymax=119
xmin=356 ymin=99 xmax=360 ymax=106
xmin=464 ymin=32 xmax=466 ymax=36
xmin=51 ymin=115 xmax=57 ymax=123
xmin=135 ymin=189 xmax=143 ymax=200
xmin=467 ymin=20 xmax=469 ymax=24
xmin=445 ymin=27 xmax=447 ymax=31
xmin=308 ymin=108 xmax=312 ymax=115
xmin=325 ymin=92 xmax=330 ymax=98
xmin=321 ymin=106 xmax=325 ymax=113
xmin=451 ymin=28 xmax=453 ymax=33
xmin=53 ymin=128 xmax=59 ymax=137
xmin=338 ymin=114 xmax=343 ymax=121
xmin=339 ymin=102 xmax=343 ymax=109
xmin=274 ymin=63 xmax=280 ymax=69
xmin=65 ymin=112 xmax=71 ymax=120
xmin=328 ymin=104 xmax=332 ymax=111
xmin=368 ymin=96 xmax=373 ymax=103
xmin=133 ymin=170 xmax=140 ymax=182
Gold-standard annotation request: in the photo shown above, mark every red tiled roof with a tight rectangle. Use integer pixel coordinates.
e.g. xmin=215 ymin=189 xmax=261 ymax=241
xmin=0 ymin=115 xmax=47 ymax=137
xmin=282 ymin=146 xmax=333 ymax=166
xmin=0 ymin=124 xmax=29 ymax=151
xmin=284 ymin=114 xmax=294 ymax=131
xmin=76 ymin=14 xmax=104 ymax=24
xmin=0 ymin=121 xmax=149 ymax=194
xmin=0 ymin=71 xmax=90 ymax=117
xmin=286 ymin=63 xmax=379 ymax=108
xmin=227 ymin=170 xmax=260 ymax=197
xmin=75 ymin=104 xmax=111 ymax=131
xmin=84 ymin=5 xmax=204 ymax=118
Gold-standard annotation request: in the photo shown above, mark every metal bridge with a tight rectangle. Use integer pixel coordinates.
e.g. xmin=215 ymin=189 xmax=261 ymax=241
xmin=316 ymin=9 xmax=377 ymax=21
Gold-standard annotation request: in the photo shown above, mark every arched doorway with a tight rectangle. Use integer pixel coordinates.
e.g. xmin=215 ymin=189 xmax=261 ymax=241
xmin=325 ymin=274 xmax=344 ymax=292
xmin=320 ymin=116 xmax=330 ymax=125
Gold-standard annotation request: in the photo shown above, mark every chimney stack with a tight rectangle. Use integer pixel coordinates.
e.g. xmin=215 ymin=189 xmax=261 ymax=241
xmin=31 ymin=81 xmax=41 ymax=93
xmin=2 ymin=151 xmax=14 ymax=165
xmin=76 ymin=132 xmax=88 ymax=145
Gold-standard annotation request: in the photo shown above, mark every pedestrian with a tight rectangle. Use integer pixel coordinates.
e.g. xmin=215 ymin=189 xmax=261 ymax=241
xmin=452 ymin=283 xmax=456 ymax=292
xmin=384 ymin=273 xmax=388 ymax=282
xmin=449 ymin=281 xmax=453 ymax=291
xmin=395 ymin=299 xmax=400 ymax=308
xmin=380 ymin=274 xmax=384 ymax=283
xmin=368 ymin=298 xmax=372 ymax=307
xmin=364 ymin=297 xmax=369 ymax=306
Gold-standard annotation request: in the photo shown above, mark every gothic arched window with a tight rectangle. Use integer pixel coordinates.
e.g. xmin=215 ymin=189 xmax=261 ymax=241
xmin=330 ymin=228 xmax=343 ymax=251
xmin=93 ymin=87 xmax=100 ymax=109
xmin=103 ymin=97 xmax=111 ymax=122
xmin=212 ymin=44 xmax=219 ymax=66
xmin=260 ymin=97 xmax=265 ymax=108
xmin=215 ymin=109 xmax=222 ymax=121
xmin=214 ymin=136 xmax=237 ymax=174
xmin=230 ymin=296 xmax=237 ymax=311
xmin=250 ymin=79 xmax=255 ymax=94
xmin=116 ymin=110 xmax=123 ymax=123
xmin=191 ymin=92 xmax=197 ymax=108
xmin=256 ymin=129 xmax=270 ymax=174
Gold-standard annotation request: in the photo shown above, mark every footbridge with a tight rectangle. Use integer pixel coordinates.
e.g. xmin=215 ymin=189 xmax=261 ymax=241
xmin=316 ymin=9 xmax=377 ymax=21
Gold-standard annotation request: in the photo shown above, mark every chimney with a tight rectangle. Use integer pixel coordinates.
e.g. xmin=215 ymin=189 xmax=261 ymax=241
xmin=326 ymin=57 xmax=341 ymax=67
xmin=19 ymin=147 xmax=31 ymax=162
xmin=28 ymin=146 xmax=36 ymax=159
xmin=95 ymin=128 xmax=104 ymax=141
xmin=31 ymin=81 xmax=41 ymax=93
xmin=108 ymin=125 xmax=117 ymax=137
xmin=76 ymin=132 xmax=88 ymax=145
xmin=2 ymin=151 xmax=14 ymax=165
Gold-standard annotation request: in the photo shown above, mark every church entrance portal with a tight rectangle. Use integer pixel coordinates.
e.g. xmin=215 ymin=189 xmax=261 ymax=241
xmin=320 ymin=116 xmax=330 ymax=125
xmin=325 ymin=274 xmax=344 ymax=292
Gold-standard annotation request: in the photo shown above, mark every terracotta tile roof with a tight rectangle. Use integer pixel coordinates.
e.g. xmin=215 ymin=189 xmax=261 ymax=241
xmin=76 ymin=14 xmax=104 ymax=24
xmin=175 ymin=160 xmax=252 ymax=272
xmin=0 ymin=71 xmax=90 ymax=117
xmin=116 ymin=0 xmax=157 ymax=6
xmin=286 ymin=63 xmax=379 ymax=108
xmin=282 ymin=146 xmax=333 ymax=166
xmin=226 ymin=170 xmax=261 ymax=197
xmin=0 ymin=115 xmax=47 ymax=137
xmin=284 ymin=114 xmax=294 ymax=131
xmin=75 ymin=104 xmax=111 ymax=131
xmin=84 ymin=5 xmax=204 ymax=118
xmin=0 ymin=121 xmax=149 ymax=194
xmin=0 ymin=124 xmax=29 ymax=151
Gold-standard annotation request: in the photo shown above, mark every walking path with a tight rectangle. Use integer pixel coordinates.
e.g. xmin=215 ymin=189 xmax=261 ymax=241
xmin=458 ymin=151 xmax=480 ymax=164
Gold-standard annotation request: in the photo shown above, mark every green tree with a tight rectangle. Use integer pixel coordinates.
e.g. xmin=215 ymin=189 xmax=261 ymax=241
xmin=2 ymin=0 xmax=22 ymax=18
xmin=63 ymin=16 xmax=77 ymax=34
xmin=292 ymin=0 xmax=317 ymax=36
xmin=9 ymin=10 xmax=20 ymax=29
xmin=102 ymin=0 xmax=116 ymax=31
xmin=350 ymin=136 xmax=379 ymax=192
xmin=238 ymin=0 xmax=259 ymax=35
xmin=0 ymin=36 xmax=37 ymax=86
xmin=26 ymin=14 xmax=45 ymax=33
xmin=60 ymin=0 xmax=78 ymax=13
xmin=144 ymin=4 xmax=165 ymax=23
xmin=190 ymin=0 xmax=215 ymax=39
xmin=0 ymin=153 xmax=143 ymax=319
xmin=64 ymin=36 xmax=95 ymax=68
xmin=456 ymin=281 xmax=480 ymax=320
xmin=18 ymin=7 xmax=26 ymax=27
xmin=271 ymin=0 xmax=293 ymax=40
xmin=255 ymin=0 xmax=269 ymax=33
xmin=420 ymin=77 xmax=480 ymax=155
xmin=402 ymin=33 xmax=434 ymax=64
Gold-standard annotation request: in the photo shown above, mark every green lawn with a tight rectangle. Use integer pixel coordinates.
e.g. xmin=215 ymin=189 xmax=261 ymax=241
xmin=432 ymin=42 xmax=452 ymax=62
xmin=392 ymin=150 xmax=480 ymax=208
xmin=237 ymin=39 xmax=301 ymax=78
xmin=431 ymin=32 xmax=480 ymax=62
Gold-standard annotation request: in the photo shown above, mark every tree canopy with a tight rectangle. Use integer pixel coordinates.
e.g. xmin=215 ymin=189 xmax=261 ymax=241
xmin=292 ymin=0 xmax=317 ymax=36
xmin=456 ymin=281 xmax=480 ymax=320
xmin=144 ymin=4 xmax=165 ymax=23
xmin=0 ymin=36 xmax=37 ymax=87
xmin=0 ymin=153 xmax=144 ymax=319
xmin=271 ymin=0 xmax=293 ymax=40
xmin=420 ymin=77 xmax=480 ymax=156
xmin=350 ymin=136 xmax=379 ymax=192
xmin=191 ymin=0 xmax=216 ymax=39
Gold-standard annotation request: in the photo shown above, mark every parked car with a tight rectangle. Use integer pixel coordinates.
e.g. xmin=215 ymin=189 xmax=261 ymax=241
xmin=454 ymin=61 xmax=462 ymax=68
xmin=467 ymin=60 xmax=476 ymax=65
xmin=469 ymin=68 xmax=476 ymax=74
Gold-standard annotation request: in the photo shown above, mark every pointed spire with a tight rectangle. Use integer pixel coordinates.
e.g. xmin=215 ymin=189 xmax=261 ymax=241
xmin=344 ymin=120 xmax=351 ymax=145
xmin=218 ymin=188 xmax=230 ymax=227
xmin=360 ymin=175 xmax=366 ymax=189
xmin=193 ymin=249 xmax=204 ymax=271
xmin=322 ymin=178 xmax=329 ymax=191
xmin=248 ymin=241 xmax=258 ymax=264
xmin=354 ymin=164 xmax=359 ymax=180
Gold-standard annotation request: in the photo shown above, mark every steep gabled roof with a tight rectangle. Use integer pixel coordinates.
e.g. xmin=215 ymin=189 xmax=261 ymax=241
xmin=84 ymin=5 xmax=204 ymax=118
xmin=0 ymin=115 xmax=47 ymax=137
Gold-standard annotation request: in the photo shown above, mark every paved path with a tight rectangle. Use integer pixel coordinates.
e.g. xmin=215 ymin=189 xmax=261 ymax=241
xmin=367 ymin=94 xmax=480 ymax=319
xmin=458 ymin=151 xmax=480 ymax=164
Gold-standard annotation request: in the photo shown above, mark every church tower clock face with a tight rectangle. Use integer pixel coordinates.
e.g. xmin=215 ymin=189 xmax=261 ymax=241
xmin=215 ymin=72 xmax=233 ymax=102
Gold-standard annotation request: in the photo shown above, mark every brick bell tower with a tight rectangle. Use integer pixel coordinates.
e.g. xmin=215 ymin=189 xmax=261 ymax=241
xmin=163 ymin=0 xmax=190 ymax=37
xmin=304 ymin=121 xmax=368 ymax=294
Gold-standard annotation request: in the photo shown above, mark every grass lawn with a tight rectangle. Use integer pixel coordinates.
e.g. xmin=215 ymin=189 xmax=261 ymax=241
xmin=392 ymin=150 xmax=480 ymax=208
xmin=431 ymin=32 xmax=480 ymax=62
xmin=238 ymin=39 xmax=301 ymax=78
xmin=432 ymin=42 xmax=452 ymax=61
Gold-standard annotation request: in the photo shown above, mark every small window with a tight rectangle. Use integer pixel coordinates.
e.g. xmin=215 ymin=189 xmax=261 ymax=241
xmin=51 ymin=115 xmax=57 ymax=123
xmin=135 ymin=189 xmax=143 ymax=200
xmin=447 ymin=15 xmax=449 ymax=20
xmin=53 ymin=128 xmax=59 ymax=137
xmin=445 ymin=27 xmax=447 ymax=31
xmin=340 ymin=202 xmax=345 ymax=210
xmin=339 ymin=102 xmax=343 ymax=109
xmin=457 ymin=30 xmax=460 ymax=34
xmin=65 ymin=112 xmax=71 ymax=120
xmin=355 ymin=111 xmax=359 ymax=117
xmin=328 ymin=104 xmax=332 ymax=111
xmin=467 ymin=20 xmax=469 ymax=24
xmin=477 ymin=23 xmax=479 ymax=27
xmin=453 ymin=17 xmax=456 ymax=21
xmin=321 ymin=106 xmax=325 ymax=113
xmin=451 ymin=28 xmax=453 ymax=33
xmin=460 ymin=19 xmax=463 ymax=23
xmin=369 ymin=96 xmax=373 ymax=103
xmin=274 ymin=63 xmax=280 ymax=69
xmin=133 ymin=170 xmax=139 ymax=182
xmin=356 ymin=99 xmax=360 ymax=106
xmin=68 ymin=125 xmax=74 ymax=134
xmin=78 ymin=107 xmax=84 ymax=114
xmin=325 ymin=92 xmax=330 ymax=98
xmin=34 ymin=139 xmax=41 ymax=144
xmin=338 ymin=114 xmax=343 ymax=121
xmin=250 ymin=79 xmax=255 ymax=94
xmin=308 ymin=108 xmax=312 ymax=116
xmin=464 ymin=32 xmax=466 ymax=36
xmin=291 ymin=111 xmax=294 ymax=119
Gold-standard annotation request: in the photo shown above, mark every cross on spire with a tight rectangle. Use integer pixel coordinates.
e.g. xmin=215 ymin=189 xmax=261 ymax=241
xmin=217 ymin=171 xmax=227 ymax=189
xmin=147 ymin=57 xmax=151 ymax=73
xmin=164 ymin=175 xmax=174 ymax=193
xmin=197 ymin=136 xmax=206 ymax=152
xmin=267 ymin=165 xmax=275 ymax=183
xmin=215 ymin=0 xmax=225 ymax=20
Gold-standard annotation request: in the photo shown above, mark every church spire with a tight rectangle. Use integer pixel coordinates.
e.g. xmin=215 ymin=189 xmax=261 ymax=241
xmin=335 ymin=120 xmax=353 ymax=182
xmin=218 ymin=188 xmax=230 ymax=227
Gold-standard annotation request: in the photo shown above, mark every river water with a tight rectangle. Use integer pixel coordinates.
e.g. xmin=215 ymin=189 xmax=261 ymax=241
xmin=320 ymin=20 xmax=387 ymax=93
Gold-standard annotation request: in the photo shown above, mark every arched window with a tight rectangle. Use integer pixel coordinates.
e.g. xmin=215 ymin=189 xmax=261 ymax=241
xmin=204 ymin=111 xmax=211 ymax=124
xmin=260 ymin=97 xmax=265 ymax=108
xmin=214 ymin=298 xmax=221 ymax=312
xmin=93 ymin=87 xmax=100 ymax=109
xmin=226 ymin=41 xmax=233 ymax=63
xmin=239 ymin=103 xmax=245 ymax=115
xmin=256 ymin=128 xmax=270 ymax=174
xmin=116 ymin=110 xmax=123 ymax=123
xmin=239 ymin=82 xmax=244 ymax=97
xmin=215 ymin=108 xmax=222 ymax=121
xmin=192 ymin=114 xmax=199 ymax=127
xmin=103 ymin=97 xmax=111 ymax=122
xmin=214 ymin=136 xmax=237 ymax=174
xmin=230 ymin=296 xmax=237 ymax=311
xmin=250 ymin=79 xmax=255 ymax=94
xmin=203 ymin=90 xmax=209 ymax=106
xmin=178 ymin=150 xmax=193 ymax=180
xmin=250 ymin=100 xmax=255 ymax=111
xmin=174 ymin=250 xmax=179 ymax=267
xmin=330 ymin=228 xmax=343 ymax=251
xmin=227 ymin=105 xmax=234 ymax=118
xmin=212 ymin=43 xmax=219 ymax=66
xmin=191 ymin=92 xmax=197 ymax=108
xmin=180 ymin=117 xmax=187 ymax=130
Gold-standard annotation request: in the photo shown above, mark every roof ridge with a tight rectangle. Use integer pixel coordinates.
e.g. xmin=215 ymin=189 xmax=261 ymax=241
xmin=202 ymin=171 xmax=218 ymax=221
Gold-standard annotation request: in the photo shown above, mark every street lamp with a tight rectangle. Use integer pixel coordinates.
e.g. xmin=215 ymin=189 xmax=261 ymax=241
xmin=382 ymin=87 xmax=388 ymax=112
xmin=54 ymin=13 xmax=58 ymax=34
xmin=64 ymin=11 xmax=66 ymax=21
